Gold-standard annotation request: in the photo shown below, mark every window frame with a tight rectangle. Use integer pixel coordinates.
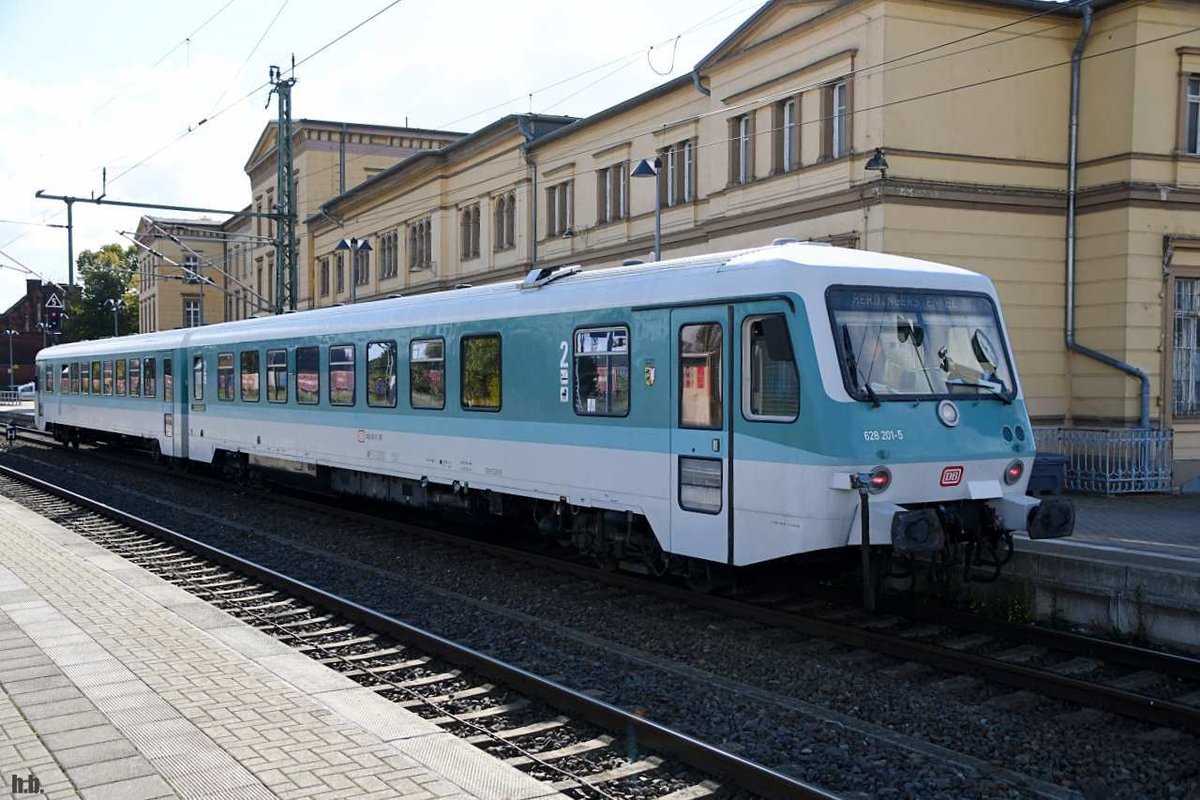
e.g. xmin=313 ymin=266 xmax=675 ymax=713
xmin=409 ymin=337 xmax=446 ymax=410
xmin=217 ymin=352 xmax=235 ymax=401
xmin=144 ymin=357 xmax=157 ymax=398
xmin=70 ymin=362 xmax=80 ymax=394
xmin=678 ymin=322 xmax=724 ymax=431
xmin=1187 ymin=75 xmax=1200 ymax=156
xmin=460 ymin=333 xmax=502 ymax=412
xmin=366 ymin=340 xmax=398 ymax=409
xmin=266 ymin=348 xmax=288 ymax=403
xmin=60 ymin=363 xmax=69 ymax=394
xmin=572 ymin=324 xmax=631 ymax=418
xmin=740 ymin=314 xmax=800 ymax=424
xmin=1172 ymin=271 xmax=1200 ymax=419
xmin=129 ymin=358 xmax=141 ymax=398
xmin=102 ymin=360 xmax=114 ymax=396
xmin=296 ymin=346 xmax=320 ymax=405
xmin=192 ymin=354 xmax=205 ymax=402
xmin=328 ymin=343 xmax=356 ymax=407
xmin=240 ymin=350 xmax=261 ymax=403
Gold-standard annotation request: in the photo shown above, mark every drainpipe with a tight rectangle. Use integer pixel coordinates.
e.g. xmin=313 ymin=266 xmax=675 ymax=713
xmin=691 ymin=68 xmax=711 ymax=96
xmin=1064 ymin=0 xmax=1151 ymax=428
xmin=518 ymin=116 xmax=539 ymax=266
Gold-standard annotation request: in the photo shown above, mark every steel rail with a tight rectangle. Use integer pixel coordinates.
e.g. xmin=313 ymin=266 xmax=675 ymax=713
xmin=0 ymin=463 xmax=840 ymax=800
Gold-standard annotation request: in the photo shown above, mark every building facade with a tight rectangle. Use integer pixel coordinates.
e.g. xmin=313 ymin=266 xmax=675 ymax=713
xmin=135 ymin=216 xmax=227 ymax=332
xmin=301 ymin=0 xmax=1200 ymax=487
xmin=0 ymin=279 xmax=74 ymax=388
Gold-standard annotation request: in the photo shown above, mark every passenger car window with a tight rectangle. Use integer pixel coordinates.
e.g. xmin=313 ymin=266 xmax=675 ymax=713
xmin=193 ymin=355 xmax=205 ymax=402
xmin=297 ymin=346 xmax=319 ymax=405
xmin=329 ymin=345 xmax=355 ymax=406
xmin=240 ymin=351 xmax=260 ymax=402
xmin=164 ymin=358 xmax=173 ymax=402
xmin=115 ymin=359 xmax=127 ymax=396
xmin=217 ymin=353 xmax=234 ymax=401
xmin=367 ymin=341 xmax=397 ymax=408
xmin=103 ymin=360 xmax=114 ymax=395
xmin=461 ymin=334 xmax=501 ymax=411
xmin=742 ymin=315 xmax=799 ymax=421
xmin=70 ymin=363 xmax=80 ymax=394
xmin=129 ymin=358 xmax=141 ymax=397
xmin=144 ymin=358 xmax=157 ymax=397
xmin=267 ymin=349 xmax=287 ymax=403
xmin=410 ymin=338 xmax=444 ymax=409
xmin=679 ymin=323 xmax=722 ymax=429
xmin=574 ymin=326 xmax=629 ymax=416
xmin=91 ymin=360 xmax=101 ymax=394
xmin=44 ymin=364 xmax=53 ymax=394
xmin=60 ymin=364 xmax=69 ymax=394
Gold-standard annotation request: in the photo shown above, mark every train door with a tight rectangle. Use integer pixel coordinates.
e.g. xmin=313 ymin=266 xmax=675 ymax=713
xmin=164 ymin=353 xmax=185 ymax=459
xmin=668 ymin=305 xmax=732 ymax=564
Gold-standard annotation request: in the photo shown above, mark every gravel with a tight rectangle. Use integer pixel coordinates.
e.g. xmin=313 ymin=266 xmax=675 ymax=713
xmin=4 ymin=443 xmax=1197 ymax=800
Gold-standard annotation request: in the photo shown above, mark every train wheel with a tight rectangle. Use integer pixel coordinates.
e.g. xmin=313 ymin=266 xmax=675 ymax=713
xmin=685 ymin=561 xmax=725 ymax=594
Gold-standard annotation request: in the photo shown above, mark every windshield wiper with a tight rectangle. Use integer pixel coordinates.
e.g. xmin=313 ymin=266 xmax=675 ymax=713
xmin=944 ymin=378 xmax=1013 ymax=405
xmin=841 ymin=324 xmax=880 ymax=408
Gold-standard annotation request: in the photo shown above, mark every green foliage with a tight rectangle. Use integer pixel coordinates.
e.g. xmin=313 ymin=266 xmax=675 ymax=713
xmin=66 ymin=244 xmax=139 ymax=341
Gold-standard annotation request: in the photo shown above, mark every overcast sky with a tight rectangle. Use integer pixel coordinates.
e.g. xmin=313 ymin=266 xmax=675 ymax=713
xmin=0 ymin=0 xmax=761 ymax=309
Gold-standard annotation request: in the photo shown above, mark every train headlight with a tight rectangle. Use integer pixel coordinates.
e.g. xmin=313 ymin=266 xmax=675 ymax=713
xmin=936 ymin=399 xmax=960 ymax=428
xmin=869 ymin=466 xmax=891 ymax=494
xmin=1004 ymin=459 xmax=1024 ymax=485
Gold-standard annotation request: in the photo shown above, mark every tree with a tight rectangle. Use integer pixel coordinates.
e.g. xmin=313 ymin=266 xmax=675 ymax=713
xmin=66 ymin=244 xmax=140 ymax=340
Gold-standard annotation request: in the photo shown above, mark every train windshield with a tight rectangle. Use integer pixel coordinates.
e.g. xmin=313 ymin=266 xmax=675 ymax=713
xmin=827 ymin=287 xmax=1016 ymax=403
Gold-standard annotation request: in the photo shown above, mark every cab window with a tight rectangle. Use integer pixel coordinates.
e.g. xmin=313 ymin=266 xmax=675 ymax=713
xmin=742 ymin=315 xmax=799 ymax=422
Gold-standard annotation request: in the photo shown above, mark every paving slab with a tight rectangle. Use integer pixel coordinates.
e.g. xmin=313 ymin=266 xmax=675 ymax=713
xmin=0 ymin=492 xmax=564 ymax=799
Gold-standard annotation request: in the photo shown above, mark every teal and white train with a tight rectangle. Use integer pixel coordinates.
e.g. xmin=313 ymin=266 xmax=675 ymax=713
xmin=34 ymin=242 xmax=1072 ymax=584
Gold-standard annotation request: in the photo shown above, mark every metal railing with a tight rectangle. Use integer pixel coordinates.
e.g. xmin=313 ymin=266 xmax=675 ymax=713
xmin=1034 ymin=426 xmax=1174 ymax=495
xmin=0 ymin=391 xmax=23 ymax=406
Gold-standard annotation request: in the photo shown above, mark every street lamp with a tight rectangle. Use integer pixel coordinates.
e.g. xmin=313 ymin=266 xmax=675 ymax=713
xmin=865 ymin=147 xmax=889 ymax=179
xmin=103 ymin=298 xmax=124 ymax=337
xmin=334 ymin=237 xmax=372 ymax=304
xmin=36 ymin=322 xmax=49 ymax=350
xmin=4 ymin=330 xmax=18 ymax=391
xmin=631 ymin=157 xmax=662 ymax=262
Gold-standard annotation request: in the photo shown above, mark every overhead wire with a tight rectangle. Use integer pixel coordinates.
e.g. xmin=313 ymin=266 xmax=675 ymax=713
xmin=208 ymin=0 xmax=292 ymax=115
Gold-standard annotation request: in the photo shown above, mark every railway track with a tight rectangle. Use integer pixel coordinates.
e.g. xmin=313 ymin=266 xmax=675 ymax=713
xmin=0 ymin=463 xmax=837 ymax=800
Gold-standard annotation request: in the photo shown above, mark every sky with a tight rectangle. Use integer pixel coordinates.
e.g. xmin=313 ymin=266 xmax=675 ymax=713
xmin=0 ymin=0 xmax=765 ymax=309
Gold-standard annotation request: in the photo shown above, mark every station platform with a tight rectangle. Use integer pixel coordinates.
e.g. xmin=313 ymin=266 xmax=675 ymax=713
xmin=0 ymin=494 xmax=561 ymax=799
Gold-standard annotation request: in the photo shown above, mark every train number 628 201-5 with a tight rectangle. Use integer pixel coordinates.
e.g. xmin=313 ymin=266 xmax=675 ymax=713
xmin=862 ymin=429 xmax=904 ymax=442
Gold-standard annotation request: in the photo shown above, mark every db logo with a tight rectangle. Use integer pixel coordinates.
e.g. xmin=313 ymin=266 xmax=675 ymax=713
xmin=940 ymin=466 xmax=964 ymax=486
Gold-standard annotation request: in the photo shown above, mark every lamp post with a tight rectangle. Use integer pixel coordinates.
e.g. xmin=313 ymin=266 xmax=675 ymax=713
xmin=36 ymin=322 xmax=49 ymax=351
xmin=334 ymin=238 xmax=372 ymax=304
xmin=631 ymin=157 xmax=662 ymax=262
xmin=4 ymin=329 xmax=18 ymax=391
xmin=103 ymin=298 xmax=124 ymax=337
xmin=865 ymin=147 xmax=889 ymax=179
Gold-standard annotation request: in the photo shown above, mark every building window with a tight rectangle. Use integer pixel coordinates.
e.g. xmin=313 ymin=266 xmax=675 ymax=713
xmin=493 ymin=193 xmax=516 ymax=250
xmin=660 ymin=142 xmax=695 ymax=207
xmin=461 ymin=334 xmax=501 ymax=411
xmin=825 ymin=80 xmax=850 ymax=160
xmin=183 ymin=253 xmax=201 ymax=283
xmin=380 ymin=230 xmax=399 ymax=279
xmin=546 ymin=181 xmax=573 ymax=237
xmin=1175 ymin=276 xmax=1200 ymax=417
xmin=319 ymin=257 xmax=330 ymax=297
xmin=353 ymin=247 xmax=369 ymax=286
xmin=1187 ymin=76 xmax=1200 ymax=155
xmin=775 ymin=98 xmax=799 ymax=173
xmin=597 ymin=164 xmax=628 ymax=225
xmin=184 ymin=299 xmax=201 ymax=328
xmin=460 ymin=204 xmax=480 ymax=260
xmin=408 ymin=217 xmax=432 ymax=270
xmin=730 ymin=115 xmax=753 ymax=185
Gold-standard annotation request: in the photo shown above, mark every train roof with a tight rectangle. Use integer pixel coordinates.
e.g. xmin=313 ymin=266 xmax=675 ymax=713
xmin=39 ymin=243 xmax=994 ymax=360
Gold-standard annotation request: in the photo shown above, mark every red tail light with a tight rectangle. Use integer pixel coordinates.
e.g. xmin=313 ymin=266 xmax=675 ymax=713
xmin=1004 ymin=459 xmax=1024 ymax=485
xmin=869 ymin=466 xmax=891 ymax=493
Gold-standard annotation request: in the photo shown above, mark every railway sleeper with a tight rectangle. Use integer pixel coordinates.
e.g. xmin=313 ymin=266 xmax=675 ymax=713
xmin=427 ymin=699 xmax=530 ymax=725
xmin=463 ymin=716 xmax=570 ymax=744
xmin=397 ymin=684 xmax=493 ymax=706
xmin=549 ymin=755 xmax=664 ymax=791
xmin=505 ymin=734 xmax=613 ymax=767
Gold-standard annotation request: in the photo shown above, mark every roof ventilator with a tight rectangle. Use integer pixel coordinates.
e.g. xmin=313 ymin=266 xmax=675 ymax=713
xmin=520 ymin=264 xmax=582 ymax=290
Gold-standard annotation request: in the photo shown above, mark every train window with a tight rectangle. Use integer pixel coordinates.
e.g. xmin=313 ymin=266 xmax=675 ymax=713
xmin=44 ymin=364 xmax=53 ymax=394
xmin=328 ymin=345 xmax=355 ymax=406
xmin=144 ymin=358 xmax=157 ymax=397
xmin=91 ymin=360 xmax=102 ymax=394
xmin=410 ymin=338 xmax=444 ymax=409
xmin=217 ymin=353 xmax=234 ymax=401
xmin=129 ymin=359 xmax=141 ymax=398
xmin=573 ymin=326 xmax=629 ymax=416
xmin=115 ymin=359 xmax=127 ymax=396
xmin=461 ymin=334 xmax=501 ymax=411
xmin=240 ymin=351 xmax=260 ymax=402
xmin=367 ymin=341 xmax=397 ymax=408
xmin=164 ymin=358 xmax=173 ymax=402
xmin=193 ymin=355 xmax=205 ymax=402
xmin=742 ymin=315 xmax=799 ymax=422
xmin=297 ymin=346 xmax=319 ymax=405
xmin=60 ymin=364 xmax=69 ymax=394
xmin=679 ymin=323 xmax=723 ymax=429
xmin=70 ymin=363 xmax=80 ymax=394
xmin=103 ymin=360 xmax=114 ymax=396
xmin=266 ymin=349 xmax=287 ymax=403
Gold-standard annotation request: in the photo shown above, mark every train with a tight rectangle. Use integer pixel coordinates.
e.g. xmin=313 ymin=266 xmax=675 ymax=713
xmin=33 ymin=241 xmax=1073 ymax=587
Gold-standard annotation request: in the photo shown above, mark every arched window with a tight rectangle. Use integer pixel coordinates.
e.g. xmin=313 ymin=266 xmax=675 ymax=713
xmin=493 ymin=196 xmax=506 ymax=251
xmin=504 ymin=192 xmax=516 ymax=250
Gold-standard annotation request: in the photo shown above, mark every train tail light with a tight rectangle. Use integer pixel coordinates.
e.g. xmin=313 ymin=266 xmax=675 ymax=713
xmin=868 ymin=466 xmax=891 ymax=494
xmin=1004 ymin=459 xmax=1024 ymax=485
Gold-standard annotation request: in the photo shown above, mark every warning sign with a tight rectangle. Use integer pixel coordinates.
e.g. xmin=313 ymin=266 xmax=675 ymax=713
xmin=45 ymin=293 xmax=64 ymax=309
